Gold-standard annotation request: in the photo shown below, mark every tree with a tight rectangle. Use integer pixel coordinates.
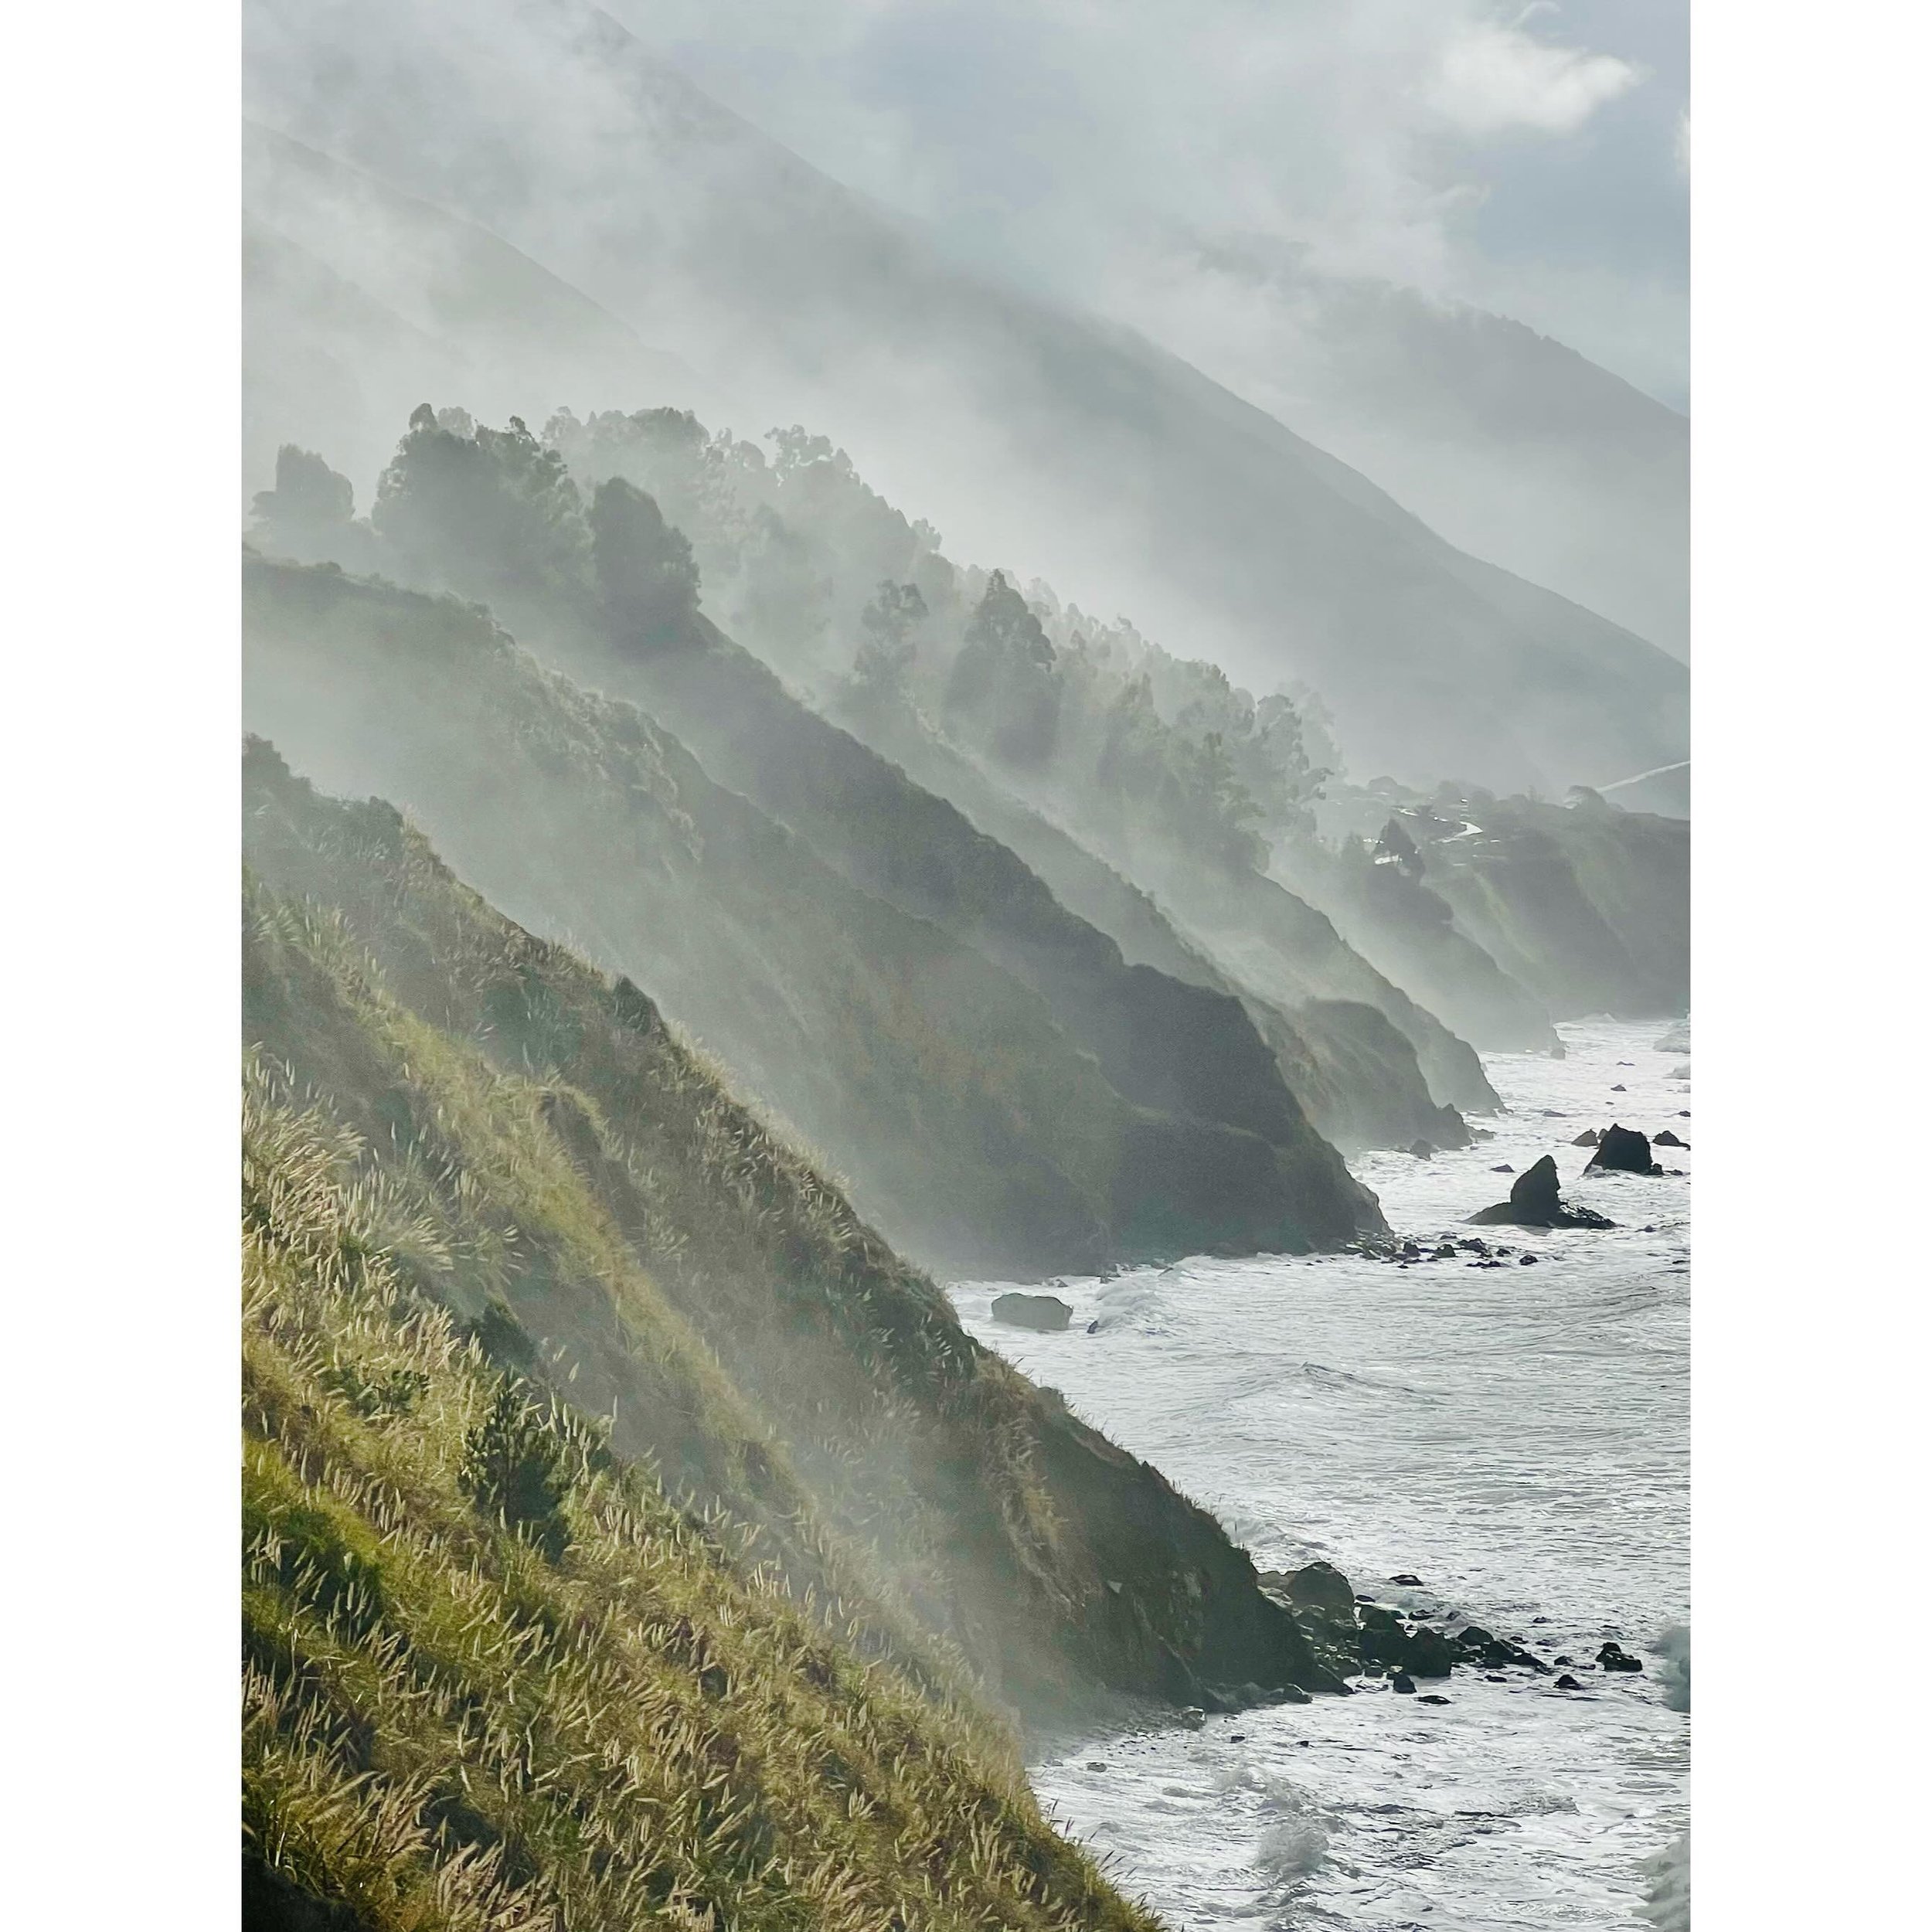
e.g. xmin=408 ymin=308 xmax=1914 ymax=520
xmin=842 ymin=580 xmax=928 ymax=721
xmin=944 ymin=571 xmax=1062 ymax=767
xmin=248 ymin=446 xmax=370 ymax=567
xmin=588 ymin=477 xmax=699 ymax=645
xmin=371 ymin=406 xmax=590 ymax=612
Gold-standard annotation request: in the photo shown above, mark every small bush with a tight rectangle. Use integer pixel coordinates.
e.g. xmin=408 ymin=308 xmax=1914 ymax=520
xmin=460 ymin=1379 xmax=573 ymax=1562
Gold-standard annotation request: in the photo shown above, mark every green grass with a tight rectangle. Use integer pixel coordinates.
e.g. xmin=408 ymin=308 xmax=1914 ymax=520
xmin=243 ymin=1077 xmax=1161 ymax=1930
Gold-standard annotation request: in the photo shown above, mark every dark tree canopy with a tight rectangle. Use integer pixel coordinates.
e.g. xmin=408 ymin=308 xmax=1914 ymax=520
xmin=372 ymin=408 xmax=590 ymax=611
xmin=249 ymin=445 xmax=369 ymax=566
xmin=589 ymin=477 xmax=701 ymax=644
xmin=944 ymin=571 xmax=1063 ymax=768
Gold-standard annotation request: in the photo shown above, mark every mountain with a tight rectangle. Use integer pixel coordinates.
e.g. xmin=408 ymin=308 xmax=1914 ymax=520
xmin=1129 ymin=246 xmax=1689 ymax=660
xmin=243 ymin=121 xmax=720 ymax=494
xmin=243 ymin=0 xmax=1687 ymax=796
xmin=243 ymin=553 xmax=1380 ymax=1275
xmin=243 ymin=743 xmax=1338 ymax=1927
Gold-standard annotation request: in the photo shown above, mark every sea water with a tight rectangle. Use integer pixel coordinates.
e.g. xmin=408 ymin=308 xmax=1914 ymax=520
xmin=950 ymin=1019 xmax=1689 ymax=1929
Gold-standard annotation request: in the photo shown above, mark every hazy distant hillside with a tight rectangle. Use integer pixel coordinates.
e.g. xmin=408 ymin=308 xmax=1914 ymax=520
xmin=244 ymin=0 xmax=1687 ymax=795
xmin=243 ymin=553 xmax=1379 ymax=1274
xmin=1151 ymin=247 xmax=1689 ymax=658
xmin=243 ymin=121 xmax=716 ymax=491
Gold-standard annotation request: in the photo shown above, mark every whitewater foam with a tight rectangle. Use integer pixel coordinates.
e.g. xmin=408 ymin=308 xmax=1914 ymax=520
xmin=953 ymin=1019 xmax=1689 ymax=1929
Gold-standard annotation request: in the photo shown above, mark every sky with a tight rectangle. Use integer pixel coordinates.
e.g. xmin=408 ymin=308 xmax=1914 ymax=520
xmin=609 ymin=0 xmax=1689 ymax=409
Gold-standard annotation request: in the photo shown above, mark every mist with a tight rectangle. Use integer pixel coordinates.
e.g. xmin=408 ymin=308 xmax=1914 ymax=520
xmin=244 ymin=0 xmax=1686 ymax=794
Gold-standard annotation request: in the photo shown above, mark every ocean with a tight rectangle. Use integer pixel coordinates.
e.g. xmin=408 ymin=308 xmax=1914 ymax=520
xmin=951 ymin=1019 xmax=1690 ymax=1929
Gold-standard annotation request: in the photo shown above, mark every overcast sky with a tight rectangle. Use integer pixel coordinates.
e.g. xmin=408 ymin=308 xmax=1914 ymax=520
xmin=609 ymin=0 xmax=1689 ymax=409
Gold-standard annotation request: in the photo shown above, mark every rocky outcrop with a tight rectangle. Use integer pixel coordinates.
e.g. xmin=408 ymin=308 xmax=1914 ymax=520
xmin=1588 ymin=1124 xmax=1664 ymax=1175
xmin=1260 ymin=1562 xmax=1554 ymax=1687
xmin=992 ymin=1292 xmax=1073 ymax=1332
xmin=1468 ymin=1154 xmax=1616 ymax=1229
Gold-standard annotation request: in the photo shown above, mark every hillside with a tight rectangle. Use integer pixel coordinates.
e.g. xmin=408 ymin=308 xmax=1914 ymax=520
xmin=243 ymin=0 xmax=1687 ymax=794
xmin=243 ymin=740 xmax=1335 ymax=1743
xmin=1140 ymin=249 xmax=1689 ymax=658
xmin=243 ymin=948 xmax=1174 ymax=1927
xmin=243 ymin=555 xmax=1379 ymax=1275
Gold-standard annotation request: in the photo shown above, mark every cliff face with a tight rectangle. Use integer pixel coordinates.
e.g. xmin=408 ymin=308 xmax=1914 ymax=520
xmin=1397 ymin=796 xmax=1691 ymax=1020
xmin=244 ymin=555 xmax=1380 ymax=1278
xmin=561 ymin=619 xmax=1372 ymax=1219
xmin=243 ymin=739 xmax=1334 ymax=1733
xmin=828 ymin=689 xmax=1474 ymax=1156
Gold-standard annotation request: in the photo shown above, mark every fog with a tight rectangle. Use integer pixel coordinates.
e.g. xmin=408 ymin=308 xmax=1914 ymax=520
xmin=244 ymin=0 xmax=1686 ymax=795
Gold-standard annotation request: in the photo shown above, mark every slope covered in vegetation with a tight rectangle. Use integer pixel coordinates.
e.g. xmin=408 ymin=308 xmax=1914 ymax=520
xmin=243 ymin=556 xmax=1379 ymax=1277
xmin=243 ymin=1066 xmax=1165 ymax=1932
xmin=249 ymin=405 xmax=1496 ymax=1141
xmin=243 ymin=738 xmax=1338 ymax=1743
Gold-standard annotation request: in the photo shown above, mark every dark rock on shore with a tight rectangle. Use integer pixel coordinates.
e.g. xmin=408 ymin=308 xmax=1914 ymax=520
xmin=1468 ymin=1155 xmax=1615 ymax=1229
xmin=1281 ymin=1561 xmax=1359 ymax=1621
xmin=1390 ymin=1672 xmax=1417 ymax=1694
xmin=1598 ymin=1641 xmax=1644 ymax=1673
xmin=1587 ymin=1124 xmax=1663 ymax=1175
xmin=991 ymin=1291 xmax=1073 ymax=1332
xmin=1571 ymin=1129 xmax=1600 ymax=1146
xmin=1555 ymin=1673 xmax=1583 ymax=1691
xmin=1654 ymin=1129 xmax=1689 ymax=1148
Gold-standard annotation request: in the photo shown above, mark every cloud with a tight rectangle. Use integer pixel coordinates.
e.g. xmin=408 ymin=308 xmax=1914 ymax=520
xmin=1424 ymin=20 xmax=1642 ymax=137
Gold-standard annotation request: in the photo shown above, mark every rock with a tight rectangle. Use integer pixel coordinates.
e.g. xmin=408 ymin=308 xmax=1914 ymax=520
xmin=1654 ymin=1130 xmax=1689 ymax=1148
xmin=1283 ymin=1560 xmax=1357 ymax=1622
xmin=1597 ymin=1642 xmax=1643 ymax=1673
xmin=1554 ymin=1673 xmax=1583 ymax=1691
xmin=1402 ymin=1627 xmax=1458 ymax=1679
xmin=1273 ymin=1684 xmax=1314 ymax=1706
xmin=1491 ymin=1163 xmax=1515 ymax=1173
xmin=1471 ymin=1127 xmax=1496 ymax=1141
xmin=991 ymin=1291 xmax=1073 ymax=1332
xmin=1572 ymin=1129 xmax=1600 ymax=1147
xmin=1227 ymin=1734 xmax=1246 ymax=1743
xmin=1678 ymin=1110 xmax=1691 ymax=1118
xmin=1553 ymin=1655 xmax=1573 ymax=1666
xmin=1485 ymin=1673 xmax=1509 ymax=1682
xmin=1086 ymin=1760 xmax=1109 ymax=1771
xmin=1417 ymin=1693 xmax=1451 ymax=1706
xmin=1086 ymin=1319 xmax=1100 ymax=1333
xmin=1176 ymin=1706 xmax=1207 ymax=1730
xmin=1468 ymin=1155 xmax=1615 ymax=1230
xmin=1410 ymin=1139 xmax=1434 ymax=1159
xmin=1671 ymin=1064 xmax=1691 ymax=1080
xmin=1611 ymin=1083 xmax=1627 ymax=1092
xmin=1389 ymin=1672 xmax=1417 ymax=1695
xmin=1540 ymin=1109 xmax=1567 ymax=1117
xmin=1519 ymin=1252 xmax=1539 ymax=1265
xmin=1587 ymin=1124 xmax=1662 ymax=1176
xmin=1390 ymin=1573 xmax=1425 ymax=1587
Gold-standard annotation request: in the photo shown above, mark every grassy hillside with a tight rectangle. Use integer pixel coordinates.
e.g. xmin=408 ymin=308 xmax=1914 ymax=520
xmin=243 ymin=1070 xmax=1163 ymax=1931
xmin=243 ymin=739 xmax=1336 ymax=1737
xmin=244 ymin=555 xmax=1378 ymax=1277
